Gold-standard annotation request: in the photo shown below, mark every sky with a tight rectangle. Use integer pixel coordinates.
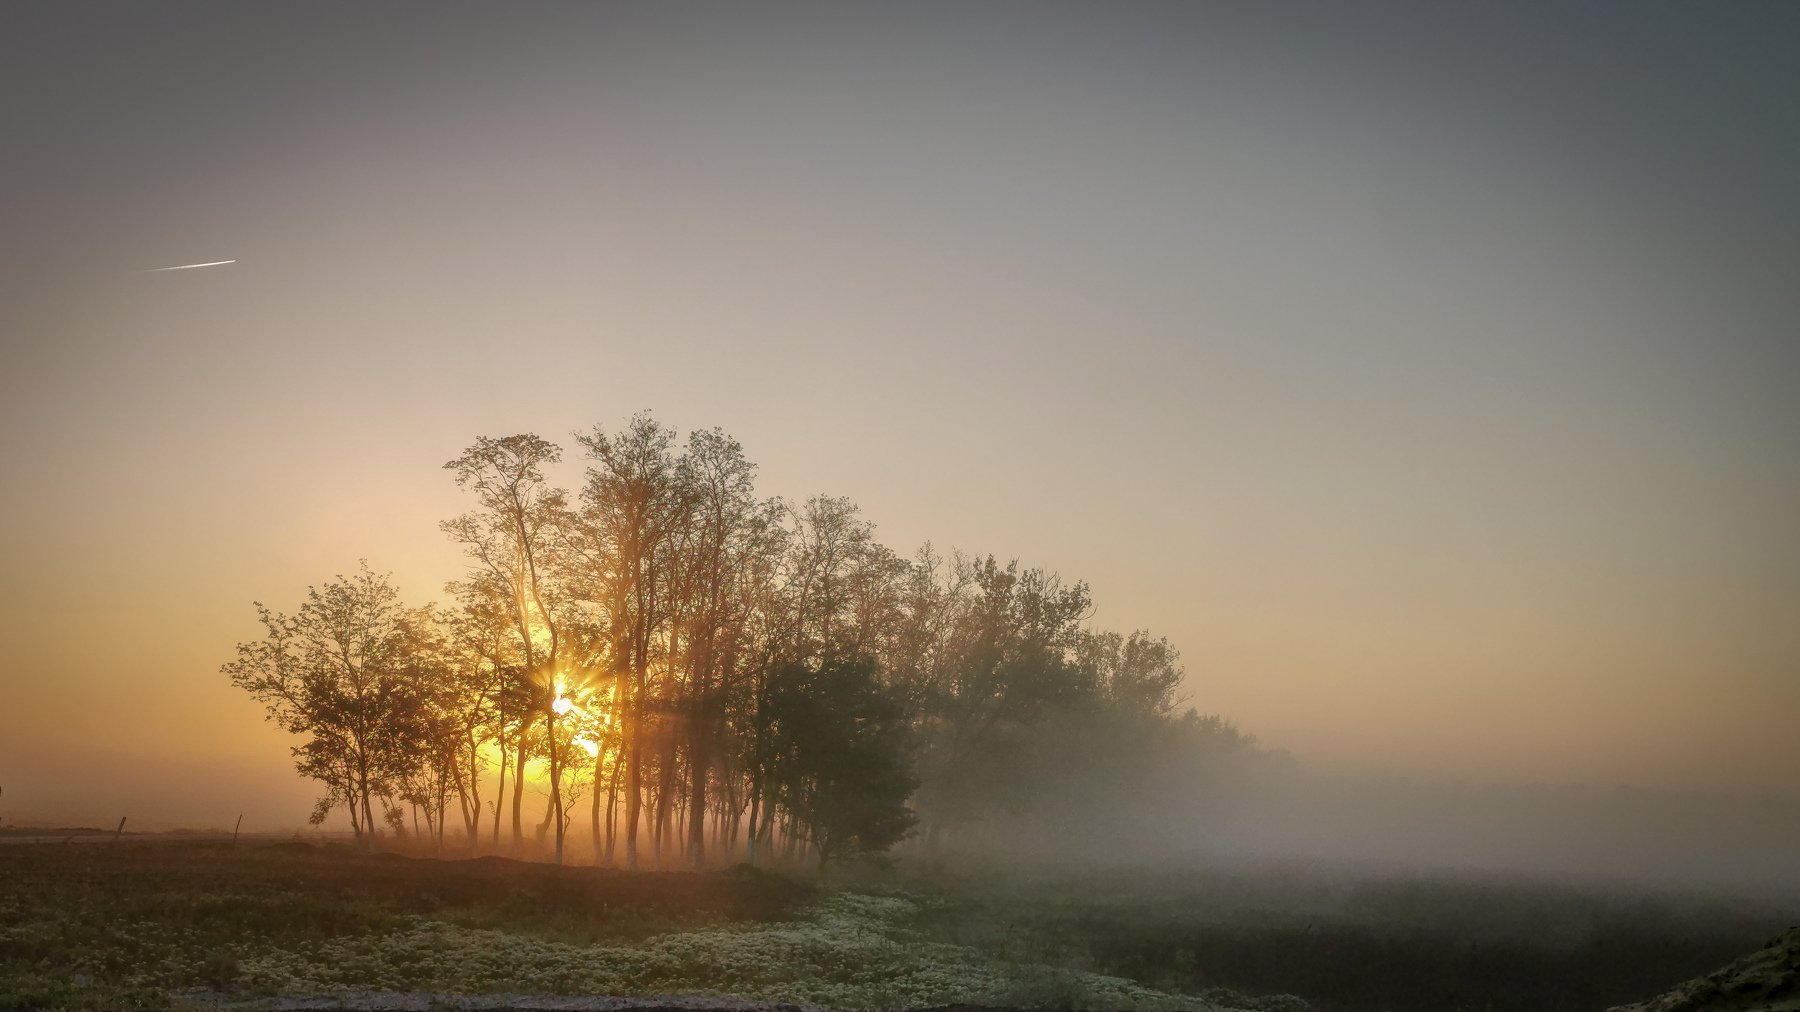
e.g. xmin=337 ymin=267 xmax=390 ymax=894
xmin=1 ymin=1 xmax=1796 ymax=830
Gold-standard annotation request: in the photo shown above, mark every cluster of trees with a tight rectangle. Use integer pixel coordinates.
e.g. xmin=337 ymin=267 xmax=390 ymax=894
xmin=227 ymin=415 xmax=1255 ymax=868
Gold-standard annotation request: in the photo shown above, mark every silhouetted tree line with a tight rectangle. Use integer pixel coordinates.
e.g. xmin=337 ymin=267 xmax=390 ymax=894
xmin=227 ymin=415 xmax=1255 ymax=868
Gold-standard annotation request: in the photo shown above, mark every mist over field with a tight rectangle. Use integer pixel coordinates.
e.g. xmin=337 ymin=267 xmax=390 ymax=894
xmin=17 ymin=748 xmax=1800 ymax=899
xmin=959 ymin=756 xmax=1800 ymax=898
xmin=4 ymin=1 xmax=1798 ymax=1010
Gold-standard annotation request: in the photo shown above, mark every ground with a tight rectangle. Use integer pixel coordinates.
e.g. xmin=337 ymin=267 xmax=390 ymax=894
xmin=1606 ymin=927 xmax=1800 ymax=1012
xmin=0 ymin=841 xmax=1291 ymax=1011
xmin=0 ymin=840 xmax=1791 ymax=1011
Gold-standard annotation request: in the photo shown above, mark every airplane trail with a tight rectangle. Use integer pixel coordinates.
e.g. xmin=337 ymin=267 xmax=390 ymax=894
xmin=142 ymin=259 xmax=237 ymax=272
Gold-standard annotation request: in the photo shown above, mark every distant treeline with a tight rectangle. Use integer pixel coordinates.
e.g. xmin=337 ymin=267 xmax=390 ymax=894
xmin=227 ymin=414 xmax=1259 ymax=868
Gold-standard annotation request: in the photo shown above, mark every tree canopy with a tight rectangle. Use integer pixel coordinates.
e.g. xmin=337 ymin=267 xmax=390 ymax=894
xmin=227 ymin=414 xmax=1260 ymax=867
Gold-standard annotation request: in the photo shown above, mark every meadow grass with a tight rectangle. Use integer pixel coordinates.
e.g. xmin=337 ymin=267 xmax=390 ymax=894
xmin=6 ymin=841 xmax=1779 ymax=1011
xmin=886 ymin=859 xmax=1797 ymax=1012
xmin=0 ymin=842 xmax=1280 ymax=1010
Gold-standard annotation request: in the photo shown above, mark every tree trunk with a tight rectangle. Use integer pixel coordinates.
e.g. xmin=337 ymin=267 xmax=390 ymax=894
xmin=547 ymin=709 xmax=564 ymax=864
xmin=358 ymin=753 xmax=376 ymax=851
xmin=744 ymin=786 xmax=761 ymax=866
xmin=686 ymin=715 xmax=708 ymax=868
xmin=535 ymin=785 xmax=555 ymax=843
xmin=492 ymin=728 xmax=508 ymax=849
xmin=604 ymin=747 xmax=622 ymax=865
xmin=510 ymin=730 xmax=528 ymax=853
xmin=590 ymin=756 xmax=603 ymax=866
xmin=653 ymin=732 xmax=676 ymax=868
xmin=625 ymin=692 xmax=642 ymax=870
xmin=460 ymin=728 xmax=482 ymax=854
xmin=346 ymin=788 xmax=363 ymax=842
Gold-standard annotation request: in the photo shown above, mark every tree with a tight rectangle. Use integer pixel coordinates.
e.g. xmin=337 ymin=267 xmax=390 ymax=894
xmin=1076 ymin=629 xmax=1185 ymax=720
xmin=570 ymin=413 xmax=690 ymax=869
xmin=443 ymin=582 xmax=518 ymax=852
xmin=912 ymin=556 xmax=1093 ymax=839
xmin=785 ymin=496 xmax=891 ymax=662
xmin=225 ymin=564 xmax=426 ymax=848
xmin=727 ymin=496 xmax=793 ymax=865
xmin=443 ymin=434 xmax=570 ymax=861
xmin=390 ymin=606 xmax=463 ymax=850
xmin=670 ymin=427 xmax=759 ymax=867
xmin=763 ymin=656 xmax=917 ymax=868
xmin=229 ymin=412 xmax=1260 ymax=868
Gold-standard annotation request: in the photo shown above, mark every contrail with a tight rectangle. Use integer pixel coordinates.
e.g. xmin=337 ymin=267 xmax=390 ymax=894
xmin=142 ymin=259 xmax=237 ymax=272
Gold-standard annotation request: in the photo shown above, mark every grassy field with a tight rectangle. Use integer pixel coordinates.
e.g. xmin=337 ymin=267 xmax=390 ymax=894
xmin=0 ymin=841 xmax=1292 ymax=1010
xmin=890 ymin=859 xmax=1799 ymax=1012
xmin=0 ymin=841 xmax=1790 ymax=1011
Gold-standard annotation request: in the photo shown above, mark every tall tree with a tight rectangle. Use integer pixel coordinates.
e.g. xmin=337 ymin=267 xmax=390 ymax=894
xmin=443 ymin=434 xmax=570 ymax=861
xmin=672 ymin=427 xmax=758 ymax=867
xmin=763 ymin=656 xmax=917 ymax=868
xmin=571 ymin=413 xmax=690 ymax=869
xmin=225 ymin=564 xmax=426 ymax=848
xmin=443 ymin=584 xmax=518 ymax=852
xmin=914 ymin=556 xmax=1093 ymax=840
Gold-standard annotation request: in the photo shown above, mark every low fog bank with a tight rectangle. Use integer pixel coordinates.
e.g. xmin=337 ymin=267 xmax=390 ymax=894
xmin=1203 ymin=768 xmax=1800 ymax=897
xmin=0 ymin=747 xmax=324 ymax=835
xmin=930 ymin=748 xmax=1800 ymax=899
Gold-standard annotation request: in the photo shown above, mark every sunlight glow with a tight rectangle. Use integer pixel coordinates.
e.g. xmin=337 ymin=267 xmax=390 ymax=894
xmin=551 ymin=674 xmax=573 ymax=716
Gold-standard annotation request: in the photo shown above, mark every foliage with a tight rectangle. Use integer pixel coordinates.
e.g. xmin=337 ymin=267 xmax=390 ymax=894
xmin=762 ymin=657 xmax=918 ymax=866
xmin=227 ymin=413 xmax=1271 ymax=869
xmin=223 ymin=565 xmax=439 ymax=846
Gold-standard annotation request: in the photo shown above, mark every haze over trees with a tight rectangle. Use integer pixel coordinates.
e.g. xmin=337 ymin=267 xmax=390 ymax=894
xmin=227 ymin=414 xmax=1256 ymax=868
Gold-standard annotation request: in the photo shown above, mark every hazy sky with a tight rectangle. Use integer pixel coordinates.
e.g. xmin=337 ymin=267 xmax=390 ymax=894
xmin=2 ymin=1 xmax=1796 ymax=828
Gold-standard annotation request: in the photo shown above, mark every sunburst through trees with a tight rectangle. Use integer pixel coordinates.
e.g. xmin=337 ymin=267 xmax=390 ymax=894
xmin=227 ymin=413 xmax=1251 ymax=868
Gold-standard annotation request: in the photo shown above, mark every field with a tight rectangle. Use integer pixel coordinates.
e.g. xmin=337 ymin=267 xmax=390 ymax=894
xmin=0 ymin=841 xmax=1791 ymax=1011
xmin=894 ymin=859 xmax=1799 ymax=1012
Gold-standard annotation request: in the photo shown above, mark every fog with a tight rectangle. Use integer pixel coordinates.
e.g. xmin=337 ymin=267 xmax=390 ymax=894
xmin=4 ymin=4 xmax=1798 ymax=1009
xmin=925 ymin=747 xmax=1800 ymax=902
